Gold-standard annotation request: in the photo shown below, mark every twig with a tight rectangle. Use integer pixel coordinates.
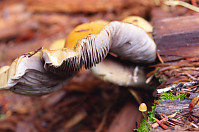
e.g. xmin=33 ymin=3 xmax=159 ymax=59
xmin=152 ymin=116 xmax=168 ymax=128
xmin=157 ymin=81 xmax=199 ymax=94
xmin=146 ymin=75 xmax=154 ymax=84
xmin=156 ymin=83 xmax=182 ymax=94
xmin=166 ymin=120 xmax=175 ymax=126
xmin=164 ymin=0 xmax=199 ymax=12
xmin=168 ymin=117 xmax=184 ymax=127
xmin=156 ymin=51 xmax=164 ymax=64
xmin=152 ymin=117 xmax=168 ymax=130
xmin=190 ymin=122 xmax=199 ymax=129
xmin=152 ymin=112 xmax=178 ymax=128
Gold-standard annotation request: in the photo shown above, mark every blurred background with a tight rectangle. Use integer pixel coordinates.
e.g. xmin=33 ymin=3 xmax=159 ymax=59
xmin=0 ymin=0 xmax=197 ymax=132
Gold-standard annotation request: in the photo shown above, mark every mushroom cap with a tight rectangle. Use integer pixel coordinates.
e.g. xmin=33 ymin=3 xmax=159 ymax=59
xmin=122 ymin=16 xmax=153 ymax=33
xmin=59 ymin=17 xmax=155 ymax=87
xmin=65 ymin=17 xmax=153 ymax=49
xmin=65 ymin=20 xmax=109 ymax=48
xmin=0 ymin=20 xmax=109 ymax=95
xmin=49 ymin=39 xmax=65 ymax=50
xmin=139 ymin=103 xmax=147 ymax=112
xmin=90 ymin=18 xmax=154 ymax=87
xmin=0 ymin=66 xmax=10 ymax=74
xmin=0 ymin=50 xmax=71 ymax=95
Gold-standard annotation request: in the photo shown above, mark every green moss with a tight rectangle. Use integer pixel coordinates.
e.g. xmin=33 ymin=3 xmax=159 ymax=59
xmin=136 ymin=91 xmax=187 ymax=132
xmin=137 ymin=119 xmax=149 ymax=132
xmin=0 ymin=114 xmax=5 ymax=120
xmin=153 ymin=68 xmax=167 ymax=83
xmin=158 ymin=78 xmax=167 ymax=83
xmin=154 ymin=68 xmax=159 ymax=78
xmin=159 ymin=92 xmax=187 ymax=101
xmin=137 ymin=69 xmax=187 ymax=131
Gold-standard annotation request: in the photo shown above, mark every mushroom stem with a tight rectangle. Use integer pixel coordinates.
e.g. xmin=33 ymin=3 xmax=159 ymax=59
xmin=141 ymin=112 xmax=147 ymax=119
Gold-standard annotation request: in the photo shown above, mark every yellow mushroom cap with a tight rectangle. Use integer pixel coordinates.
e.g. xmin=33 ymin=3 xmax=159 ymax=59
xmin=63 ymin=17 xmax=152 ymax=49
xmin=0 ymin=66 xmax=10 ymax=75
xmin=139 ymin=103 xmax=147 ymax=112
xmin=65 ymin=20 xmax=109 ymax=48
xmin=50 ymin=16 xmax=152 ymax=50
xmin=49 ymin=39 xmax=66 ymax=50
xmin=122 ymin=16 xmax=153 ymax=37
xmin=49 ymin=20 xmax=108 ymax=50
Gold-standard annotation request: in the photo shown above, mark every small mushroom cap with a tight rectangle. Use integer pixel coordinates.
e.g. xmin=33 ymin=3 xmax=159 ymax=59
xmin=0 ymin=66 xmax=10 ymax=74
xmin=122 ymin=16 xmax=153 ymax=37
xmin=139 ymin=103 xmax=147 ymax=112
xmin=0 ymin=66 xmax=10 ymax=86
xmin=65 ymin=20 xmax=109 ymax=48
xmin=49 ymin=39 xmax=65 ymax=50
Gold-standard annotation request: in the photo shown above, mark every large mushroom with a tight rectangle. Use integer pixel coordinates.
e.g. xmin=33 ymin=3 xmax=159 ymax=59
xmin=64 ymin=16 xmax=156 ymax=103
xmin=0 ymin=16 xmax=156 ymax=95
xmin=90 ymin=16 xmax=155 ymax=89
xmin=51 ymin=16 xmax=155 ymax=88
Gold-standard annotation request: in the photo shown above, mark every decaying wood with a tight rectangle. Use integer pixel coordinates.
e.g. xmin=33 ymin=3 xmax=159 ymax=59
xmin=154 ymin=100 xmax=199 ymax=131
xmin=155 ymin=100 xmax=199 ymax=116
xmin=154 ymin=15 xmax=199 ymax=62
xmin=189 ymin=93 xmax=199 ymax=100
xmin=151 ymin=6 xmax=189 ymax=24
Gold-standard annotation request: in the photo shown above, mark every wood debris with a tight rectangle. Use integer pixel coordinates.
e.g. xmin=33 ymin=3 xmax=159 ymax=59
xmin=152 ymin=5 xmax=199 ymax=130
xmin=152 ymin=55 xmax=199 ymax=131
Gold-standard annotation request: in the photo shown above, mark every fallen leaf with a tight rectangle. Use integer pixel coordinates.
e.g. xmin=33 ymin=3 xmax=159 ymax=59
xmin=189 ymin=95 xmax=199 ymax=112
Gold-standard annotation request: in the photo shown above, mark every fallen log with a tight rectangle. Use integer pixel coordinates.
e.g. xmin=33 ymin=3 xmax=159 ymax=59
xmin=154 ymin=14 xmax=199 ymax=62
xmin=154 ymin=100 xmax=199 ymax=116
xmin=152 ymin=14 xmax=199 ymax=131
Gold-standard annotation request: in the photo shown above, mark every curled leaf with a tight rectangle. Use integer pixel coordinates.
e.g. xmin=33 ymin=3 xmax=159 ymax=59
xmin=189 ymin=95 xmax=199 ymax=112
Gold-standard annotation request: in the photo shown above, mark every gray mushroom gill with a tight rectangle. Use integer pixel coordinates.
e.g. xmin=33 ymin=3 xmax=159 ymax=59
xmin=0 ymin=16 xmax=156 ymax=96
